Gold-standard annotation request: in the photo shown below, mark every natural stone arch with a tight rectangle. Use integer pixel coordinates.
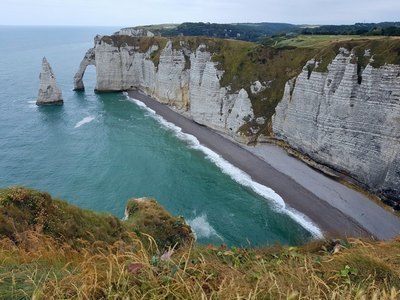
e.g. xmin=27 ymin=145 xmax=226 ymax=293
xmin=73 ymin=48 xmax=96 ymax=91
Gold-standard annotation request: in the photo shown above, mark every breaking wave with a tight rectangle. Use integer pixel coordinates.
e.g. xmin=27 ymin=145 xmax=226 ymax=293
xmin=74 ymin=116 xmax=95 ymax=128
xmin=125 ymin=94 xmax=323 ymax=238
xmin=187 ymin=214 xmax=223 ymax=240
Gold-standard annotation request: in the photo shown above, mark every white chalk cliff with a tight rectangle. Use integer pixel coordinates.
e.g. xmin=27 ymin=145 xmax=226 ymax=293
xmin=37 ymin=57 xmax=63 ymax=105
xmin=114 ymin=28 xmax=155 ymax=37
xmin=74 ymin=36 xmax=254 ymax=141
xmin=74 ymin=35 xmax=400 ymax=204
xmin=272 ymin=49 xmax=400 ymax=204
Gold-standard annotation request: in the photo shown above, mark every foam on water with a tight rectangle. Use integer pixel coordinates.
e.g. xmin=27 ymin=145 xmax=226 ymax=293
xmin=74 ymin=116 xmax=95 ymax=128
xmin=187 ymin=214 xmax=224 ymax=240
xmin=126 ymin=94 xmax=323 ymax=238
xmin=27 ymin=100 xmax=36 ymax=108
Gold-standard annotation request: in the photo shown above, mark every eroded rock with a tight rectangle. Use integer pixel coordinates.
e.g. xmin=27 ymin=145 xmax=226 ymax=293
xmin=37 ymin=57 xmax=63 ymax=105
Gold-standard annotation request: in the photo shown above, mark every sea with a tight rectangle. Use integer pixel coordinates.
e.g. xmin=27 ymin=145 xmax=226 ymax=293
xmin=0 ymin=26 xmax=318 ymax=247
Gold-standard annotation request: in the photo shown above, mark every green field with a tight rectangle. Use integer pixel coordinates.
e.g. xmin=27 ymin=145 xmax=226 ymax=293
xmin=263 ymin=34 xmax=399 ymax=48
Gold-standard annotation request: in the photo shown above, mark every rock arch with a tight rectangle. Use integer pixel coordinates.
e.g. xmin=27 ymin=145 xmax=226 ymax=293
xmin=73 ymin=48 xmax=96 ymax=91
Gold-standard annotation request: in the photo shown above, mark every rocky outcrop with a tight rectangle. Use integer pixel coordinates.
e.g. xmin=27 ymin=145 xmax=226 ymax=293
xmin=250 ymin=80 xmax=266 ymax=94
xmin=37 ymin=57 xmax=63 ymax=105
xmin=272 ymin=49 xmax=400 ymax=204
xmin=74 ymin=37 xmax=254 ymax=140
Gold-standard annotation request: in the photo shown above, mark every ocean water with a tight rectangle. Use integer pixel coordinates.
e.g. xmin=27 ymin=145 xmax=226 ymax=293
xmin=0 ymin=26 xmax=316 ymax=247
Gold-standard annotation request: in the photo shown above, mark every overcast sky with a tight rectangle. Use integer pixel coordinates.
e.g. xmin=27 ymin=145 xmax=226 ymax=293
xmin=1 ymin=0 xmax=399 ymax=26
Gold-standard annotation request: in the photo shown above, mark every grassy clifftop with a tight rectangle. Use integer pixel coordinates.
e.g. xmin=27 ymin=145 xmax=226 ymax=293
xmin=0 ymin=187 xmax=399 ymax=299
xmin=0 ymin=187 xmax=193 ymax=251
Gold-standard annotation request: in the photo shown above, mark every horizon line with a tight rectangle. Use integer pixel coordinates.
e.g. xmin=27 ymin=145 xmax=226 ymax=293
xmin=0 ymin=21 xmax=399 ymax=28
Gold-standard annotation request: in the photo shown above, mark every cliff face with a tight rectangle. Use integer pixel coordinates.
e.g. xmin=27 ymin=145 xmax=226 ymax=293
xmin=272 ymin=48 xmax=400 ymax=204
xmin=74 ymin=36 xmax=253 ymax=141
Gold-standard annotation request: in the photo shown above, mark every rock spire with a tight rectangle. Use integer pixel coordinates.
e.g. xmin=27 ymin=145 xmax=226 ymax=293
xmin=37 ymin=57 xmax=63 ymax=105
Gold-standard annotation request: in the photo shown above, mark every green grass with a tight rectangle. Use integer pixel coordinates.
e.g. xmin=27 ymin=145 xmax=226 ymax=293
xmin=0 ymin=187 xmax=193 ymax=253
xmin=263 ymin=35 xmax=388 ymax=49
xmin=0 ymin=187 xmax=132 ymax=248
xmin=263 ymin=35 xmax=400 ymax=70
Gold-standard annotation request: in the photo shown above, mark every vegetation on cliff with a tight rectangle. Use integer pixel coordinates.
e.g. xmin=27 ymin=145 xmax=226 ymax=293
xmin=263 ymin=35 xmax=400 ymax=70
xmin=124 ymin=198 xmax=193 ymax=250
xmin=0 ymin=187 xmax=399 ymax=299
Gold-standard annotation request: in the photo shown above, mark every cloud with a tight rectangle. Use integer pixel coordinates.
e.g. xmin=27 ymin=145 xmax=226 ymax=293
xmin=1 ymin=0 xmax=399 ymax=26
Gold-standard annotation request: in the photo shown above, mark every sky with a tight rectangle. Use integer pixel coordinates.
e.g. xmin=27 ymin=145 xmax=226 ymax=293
xmin=1 ymin=0 xmax=399 ymax=26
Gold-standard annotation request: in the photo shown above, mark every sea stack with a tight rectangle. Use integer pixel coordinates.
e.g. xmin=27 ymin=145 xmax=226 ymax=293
xmin=36 ymin=57 xmax=63 ymax=105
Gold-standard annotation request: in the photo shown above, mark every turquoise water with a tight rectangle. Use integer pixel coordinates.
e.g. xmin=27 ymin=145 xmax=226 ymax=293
xmin=0 ymin=26 xmax=314 ymax=247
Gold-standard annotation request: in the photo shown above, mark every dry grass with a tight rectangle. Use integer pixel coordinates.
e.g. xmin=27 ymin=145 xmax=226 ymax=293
xmin=1 ymin=187 xmax=399 ymax=299
xmin=1 ymin=232 xmax=400 ymax=299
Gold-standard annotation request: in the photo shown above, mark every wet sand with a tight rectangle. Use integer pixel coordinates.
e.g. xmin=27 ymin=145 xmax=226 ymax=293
xmin=128 ymin=90 xmax=400 ymax=240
